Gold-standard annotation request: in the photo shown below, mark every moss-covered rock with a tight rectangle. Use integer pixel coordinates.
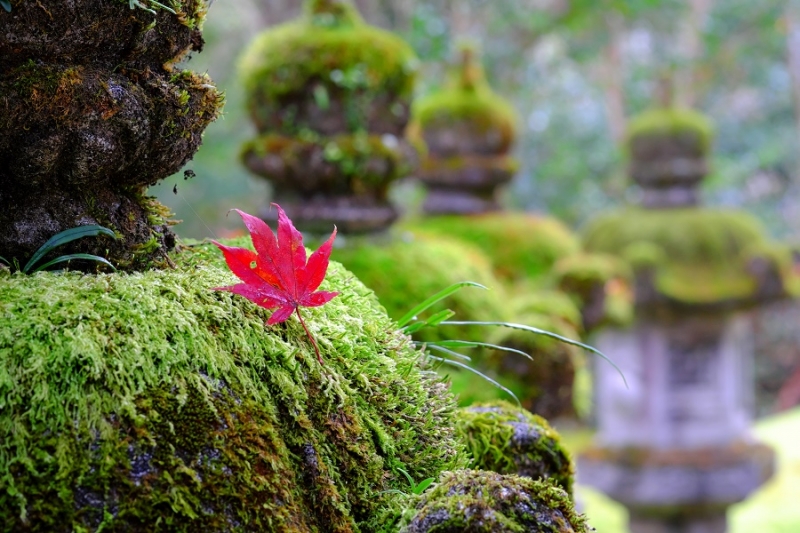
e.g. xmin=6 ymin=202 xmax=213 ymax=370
xmin=627 ymin=107 xmax=713 ymax=157
xmin=239 ymin=0 xmax=417 ymax=136
xmin=0 ymin=0 xmax=222 ymax=270
xmin=243 ymin=133 xmax=415 ymax=188
xmin=553 ymin=253 xmax=633 ymax=330
xmin=484 ymin=312 xmax=583 ymax=420
xmin=403 ymin=214 xmax=580 ymax=285
xmin=0 ymin=241 xmax=468 ymax=531
xmin=409 ymin=45 xmax=517 ymax=157
xmin=455 ymin=401 xmax=575 ymax=495
xmin=398 ymin=469 xmax=589 ymax=532
xmin=583 ymin=208 xmax=792 ymax=306
xmin=330 ymin=232 xmax=511 ymax=343
xmin=0 ymin=0 xmax=208 ymax=72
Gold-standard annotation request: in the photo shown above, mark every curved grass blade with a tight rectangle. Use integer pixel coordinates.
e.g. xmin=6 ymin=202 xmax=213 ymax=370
xmin=0 ymin=256 xmax=8 ymax=266
xmin=413 ymin=477 xmax=435 ymax=495
xmin=402 ymin=309 xmax=456 ymax=334
xmin=429 ymin=355 xmax=520 ymax=406
xmin=442 ymin=320 xmax=627 ymax=387
xmin=32 ymin=254 xmax=116 ymax=273
xmin=24 ymin=225 xmax=116 ymax=273
xmin=430 ymin=340 xmax=533 ymax=361
xmin=425 ymin=344 xmax=472 ymax=362
xmin=398 ymin=281 xmax=487 ymax=328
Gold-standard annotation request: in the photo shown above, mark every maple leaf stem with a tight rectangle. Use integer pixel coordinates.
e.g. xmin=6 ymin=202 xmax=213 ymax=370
xmin=296 ymin=307 xmax=324 ymax=365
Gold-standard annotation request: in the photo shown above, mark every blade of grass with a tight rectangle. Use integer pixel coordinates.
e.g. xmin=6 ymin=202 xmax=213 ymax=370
xmin=397 ymin=281 xmax=487 ymax=328
xmin=24 ymin=225 xmax=116 ymax=273
xmin=429 ymin=340 xmax=532 ymax=361
xmin=425 ymin=344 xmax=472 ymax=362
xmin=403 ymin=309 xmax=456 ymax=334
xmin=442 ymin=320 xmax=627 ymax=387
xmin=32 ymin=254 xmax=116 ymax=273
xmin=428 ymin=355 xmax=520 ymax=406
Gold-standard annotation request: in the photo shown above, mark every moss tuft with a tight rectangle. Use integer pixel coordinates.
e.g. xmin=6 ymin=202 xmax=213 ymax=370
xmin=583 ymin=208 xmax=787 ymax=304
xmin=242 ymin=131 xmax=412 ymax=187
xmin=330 ymin=232 xmax=511 ymax=343
xmin=410 ymin=46 xmax=516 ymax=137
xmin=626 ymin=107 xmax=714 ymax=155
xmin=398 ymin=469 xmax=590 ymax=532
xmin=239 ymin=0 xmax=417 ymax=130
xmin=403 ymin=213 xmax=581 ymax=285
xmin=455 ymin=401 xmax=575 ymax=495
xmin=0 ymin=240 xmax=468 ymax=531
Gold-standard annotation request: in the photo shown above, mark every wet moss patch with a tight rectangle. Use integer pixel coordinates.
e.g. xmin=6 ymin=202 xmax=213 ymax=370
xmin=0 ymin=241 xmax=468 ymax=531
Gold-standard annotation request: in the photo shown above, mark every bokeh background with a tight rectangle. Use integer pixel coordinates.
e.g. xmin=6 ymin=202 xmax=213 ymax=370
xmin=153 ymin=0 xmax=800 ymax=241
xmin=148 ymin=2 xmax=800 ymax=530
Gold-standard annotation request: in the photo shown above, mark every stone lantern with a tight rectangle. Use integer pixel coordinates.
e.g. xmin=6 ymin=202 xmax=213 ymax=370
xmin=238 ymin=0 xmax=419 ymax=234
xmin=0 ymin=0 xmax=222 ymax=270
xmin=408 ymin=44 xmax=518 ymax=215
xmin=578 ymin=107 xmax=791 ymax=533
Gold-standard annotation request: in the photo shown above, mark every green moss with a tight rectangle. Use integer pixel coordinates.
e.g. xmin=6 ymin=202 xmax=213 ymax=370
xmin=239 ymin=0 xmax=417 ymax=114
xmin=454 ymin=401 xmax=575 ymax=495
xmin=485 ymin=312 xmax=583 ymax=417
xmin=398 ymin=469 xmax=590 ymax=532
xmin=0 ymin=240 xmax=468 ymax=531
xmin=403 ymin=213 xmax=581 ymax=285
xmin=243 ymin=132 xmax=412 ymax=185
xmin=583 ymin=208 xmax=786 ymax=303
xmin=331 ymin=232 xmax=511 ymax=343
xmin=418 ymin=154 xmax=520 ymax=174
xmin=409 ymin=46 xmax=516 ymax=142
xmin=510 ymin=290 xmax=583 ymax=330
xmin=626 ymin=107 xmax=714 ymax=155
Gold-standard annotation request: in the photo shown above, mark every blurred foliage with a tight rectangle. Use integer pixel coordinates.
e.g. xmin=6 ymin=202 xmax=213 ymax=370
xmin=151 ymin=0 xmax=800 ymax=241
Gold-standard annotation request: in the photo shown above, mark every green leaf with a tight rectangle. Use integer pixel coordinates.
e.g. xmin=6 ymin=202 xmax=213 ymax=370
xmin=402 ymin=309 xmax=456 ymax=334
xmin=0 ymin=255 xmax=9 ymax=266
xmin=31 ymin=254 xmax=116 ymax=274
xmin=313 ymin=85 xmax=330 ymax=110
xmin=429 ymin=355 xmax=520 ymax=406
xmin=24 ymin=225 xmax=116 ymax=273
xmin=398 ymin=281 xmax=487 ymax=328
xmin=412 ymin=477 xmax=435 ymax=495
xmin=0 ymin=0 xmax=11 ymax=13
xmin=396 ymin=467 xmax=415 ymax=489
xmin=429 ymin=340 xmax=533 ymax=361
xmin=442 ymin=320 xmax=627 ymax=387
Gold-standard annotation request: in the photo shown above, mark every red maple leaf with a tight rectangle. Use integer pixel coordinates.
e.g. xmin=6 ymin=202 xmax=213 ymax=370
xmin=212 ymin=204 xmax=339 ymax=364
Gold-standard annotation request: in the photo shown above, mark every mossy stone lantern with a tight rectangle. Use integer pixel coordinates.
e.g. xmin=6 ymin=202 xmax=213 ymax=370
xmin=409 ymin=45 xmax=518 ymax=215
xmin=0 ymin=0 xmax=223 ymax=270
xmin=578 ymin=107 xmax=792 ymax=533
xmin=239 ymin=0 xmax=419 ymax=234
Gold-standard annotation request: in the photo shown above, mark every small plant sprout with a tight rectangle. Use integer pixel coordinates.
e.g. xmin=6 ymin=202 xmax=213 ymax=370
xmin=398 ymin=282 xmax=626 ymax=405
xmin=0 ymin=225 xmax=117 ymax=274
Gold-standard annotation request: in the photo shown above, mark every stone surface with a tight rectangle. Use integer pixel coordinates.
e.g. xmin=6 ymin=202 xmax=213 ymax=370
xmin=591 ymin=315 xmax=755 ymax=450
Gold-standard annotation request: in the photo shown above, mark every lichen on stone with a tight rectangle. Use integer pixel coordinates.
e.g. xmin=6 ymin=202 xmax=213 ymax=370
xmin=0 ymin=240 xmax=468 ymax=531
xmin=403 ymin=214 xmax=581 ymax=285
xmin=397 ymin=469 xmax=589 ymax=533
xmin=238 ymin=0 xmax=417 ymax=135
xmin=409 ymin=44 xmax=517 ymax=154
xmin=583 ymin=207 xmax=790 ymax=304
xmin=626 ymin=107 xmax=714 ymax=155
xmin=454 ymin=401 xmax=575 ymax=496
